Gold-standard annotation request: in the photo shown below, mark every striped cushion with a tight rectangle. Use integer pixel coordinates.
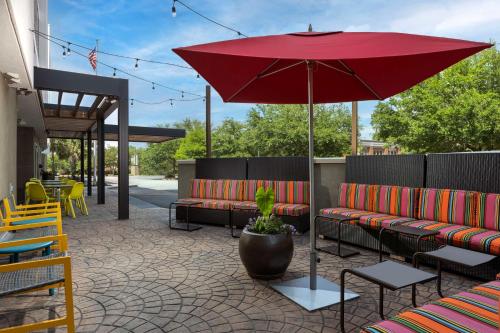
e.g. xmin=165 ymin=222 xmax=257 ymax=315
xmin=476 ymin=193 xmax=500 ymax=231
xmin=273 ymin=203 xmax=309 ymax=217
xmin=370 ymin=185 xmax=419 ymax=218
xmin=176 ymin=198 xmax=237 ymax=210
xmin=318 ymin=207 xmax=373 ymax=225
xmin=358 ymin=213 xmax=416 ymax=230
xmin=402 ymin=220 xmax=500 ymax=255
xmin=338 ymin=183 xmax=371 ymax=211
xmin=417 ymin=188 xmax=476 ymax=225
xmin=233 ymin=201 xmax=309 ymax=216
xmin=190 ymin=179 xmax=244 ymax=201
xmin=362 ymin=280 xmax=500 ymax=333
xmin=242 ymin=180 xmax=309 ymax=204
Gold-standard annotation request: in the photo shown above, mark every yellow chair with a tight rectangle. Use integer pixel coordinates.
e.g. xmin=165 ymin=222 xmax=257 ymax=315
xmin=0 ymin=234 xmax=75 ymax=333
xmin=62 ymin=182 xmax=88 ymax=218
xmin=27 ymin=182 xmax=54 ymax=204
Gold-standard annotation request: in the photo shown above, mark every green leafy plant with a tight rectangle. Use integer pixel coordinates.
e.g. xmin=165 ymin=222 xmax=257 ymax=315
xmin=246 ymin=186 xmax=296 ymax=235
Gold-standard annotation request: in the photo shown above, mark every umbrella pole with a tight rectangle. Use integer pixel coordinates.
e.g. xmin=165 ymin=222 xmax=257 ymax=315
xmin=307 ymin=61 xmax=317 ymax=290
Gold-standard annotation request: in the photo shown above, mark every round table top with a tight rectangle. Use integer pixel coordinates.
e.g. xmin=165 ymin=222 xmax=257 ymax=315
xmin=0 ymin=240 xmax=54 ymax=254
xmin=43 ymin=183 xmax=73 ymax=188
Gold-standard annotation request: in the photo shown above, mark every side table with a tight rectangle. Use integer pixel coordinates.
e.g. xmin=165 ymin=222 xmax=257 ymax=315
xmin=315 ymin=214 xmax=360 ymax=258
xmin=379 ymin=224 xmax=439 ymax=262
xmin=169 ymin=201 xmax=203 ymax=231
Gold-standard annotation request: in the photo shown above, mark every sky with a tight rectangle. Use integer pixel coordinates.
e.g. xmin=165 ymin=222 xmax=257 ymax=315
xmin=48 ymin=0 xmax=500 ymax=143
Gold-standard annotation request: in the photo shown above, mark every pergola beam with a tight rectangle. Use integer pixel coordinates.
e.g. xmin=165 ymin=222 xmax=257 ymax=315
xmin=73 ymin=93 xmax=84 ymax=117
xmin=56 ymin=91 xmax=62 ymax=117
xmin=88 ymin=96 xmax=104 ymax=119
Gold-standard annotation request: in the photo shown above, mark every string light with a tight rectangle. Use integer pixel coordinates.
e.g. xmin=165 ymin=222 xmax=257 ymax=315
xmin=135 ymin=58 xmax=139 ymax=68
xmin=170 ymin=99 xmax=174 ymax=107
xmin=33 ymin=31 xmax=205 ymax=98
xmin=131 ymin=96 xmax=204 ymax=105
xmin=67 ymin=42 xmax=71 ymax=55
xmin=113 ymin=68 xmax=117 ymax=76
xmin=31 ymin=29 xmax=193 ymax=70
xmin=181 ymin=91 xmax=184 ymax=98
xmin=131 ymin=99 xmax=134 ymax=106
xmin=62 ymin=46 xmax=67 ymax=57
xmin=171 ymin=0 xmax=248 ymax=38
xmin=171 ymin=0 xmax=177 ymax=17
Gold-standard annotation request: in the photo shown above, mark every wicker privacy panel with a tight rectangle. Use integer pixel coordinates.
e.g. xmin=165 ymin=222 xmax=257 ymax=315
xmin=426 ymin=152 xmax=500 ymax=193
xmin=247 ymin=157 xmax=309 ymax=181
xmin=195 ymin=158 xmax=247 ymax=179
xmin=346 ymin=155 xmax=426 ymax=187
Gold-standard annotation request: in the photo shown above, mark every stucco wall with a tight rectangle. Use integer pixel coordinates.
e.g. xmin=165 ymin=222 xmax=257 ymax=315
xmin=0 ymin=78 xmax=17 ymax=200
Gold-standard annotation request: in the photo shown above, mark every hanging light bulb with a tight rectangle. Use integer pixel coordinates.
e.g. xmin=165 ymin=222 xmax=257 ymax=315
xmin=170 ymin=99 xmax=173 ymax=107
xmin=62 ymin=46 xmax=67 ymax=57
xmin=113 ymin=68 xmax=117 ymax=76
xmin=181 ymin=91 xmax=184 ymax=98
xmin=152 ymin=82 xmax=155 ymax=90
xmin=196 ymin=73 xmax=200 ymax=79
xmin=131 ymin=99 xmax=134 ymax=106
xmin=171 ymin=0 xmax=177 ymax=17
xmin=135 ymin=59 xmax=139 ymax=69
xmin=67 ymin=42 xmax=71 ymax=55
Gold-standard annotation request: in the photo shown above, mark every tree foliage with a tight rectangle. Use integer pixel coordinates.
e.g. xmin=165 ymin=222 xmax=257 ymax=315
xmin=371 ymin=47 xmax=500 ymax=153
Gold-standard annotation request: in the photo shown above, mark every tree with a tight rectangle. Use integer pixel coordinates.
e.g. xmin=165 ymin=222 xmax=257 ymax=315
xmin=105 ymin=146 xmax=118 ymax=175
xmin=212 ymin=118 xmax=247 ymax=157
xmin=175 ymin=119 xmax=206 ymax=160
xmin=371 ymin=47 xmax=500 ymax=153
xmin=242 ymin=104 xmax=352 ymax=157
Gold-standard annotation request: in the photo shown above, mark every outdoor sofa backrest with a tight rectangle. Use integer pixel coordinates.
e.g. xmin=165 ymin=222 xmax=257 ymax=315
xmin=190 ymin=179 xmax=310 ymax=205
xmin=338 ymin=183 xmax=419 ymax=218
xmin=337 ymin=183 xmax=500 ymax=231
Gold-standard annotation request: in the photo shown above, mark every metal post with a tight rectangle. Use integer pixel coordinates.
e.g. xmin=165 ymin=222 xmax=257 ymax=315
xmin=307 ymin=61 xmax=317 ymax=290
xmin=80 ymin=137 xmax=85 ymax=182
xmin=205 ymin=85 xmax=211 ymax=158
xmin=97 ymin=115 xmax=105 ymax=204
xmin=87 ymin=131 xmax=92 ymax=196
xmin=351 ymin=101 xmax=358 ymax=155
xmin=118 ymin=83 xmax=129 ymax=219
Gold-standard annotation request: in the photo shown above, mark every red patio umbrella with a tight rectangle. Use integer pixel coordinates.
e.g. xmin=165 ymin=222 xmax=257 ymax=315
xmin=173 ymin=31 xmax=491 ymax=311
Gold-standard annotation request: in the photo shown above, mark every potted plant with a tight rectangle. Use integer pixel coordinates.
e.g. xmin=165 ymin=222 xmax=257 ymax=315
xmin=238 ymin=187 xmax=295 ymax=279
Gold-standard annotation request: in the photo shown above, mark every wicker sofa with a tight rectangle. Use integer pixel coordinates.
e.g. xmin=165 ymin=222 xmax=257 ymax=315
xmin=360 ymin=274 xmax=500 ymax=333
xmin=176 ymin=179 xmax=310 ymax=233
xmin=319 ymin=183 xmax=500 ymax=262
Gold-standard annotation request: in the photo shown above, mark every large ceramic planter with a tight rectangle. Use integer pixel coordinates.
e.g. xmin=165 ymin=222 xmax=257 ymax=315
xmin=238 ymin=229 xmax=294 ymax=280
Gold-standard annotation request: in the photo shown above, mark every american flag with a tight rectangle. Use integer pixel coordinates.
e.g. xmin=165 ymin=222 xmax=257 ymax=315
xmin=88 ymin=48 xmax=97 ymax=71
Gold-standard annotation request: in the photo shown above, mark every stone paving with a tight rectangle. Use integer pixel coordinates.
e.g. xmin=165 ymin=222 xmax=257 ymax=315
xmin=0 ymin=192 xmax=481 ymax=332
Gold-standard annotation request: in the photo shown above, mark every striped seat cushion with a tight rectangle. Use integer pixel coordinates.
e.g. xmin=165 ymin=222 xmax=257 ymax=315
xmin=338 ymin=183 xmax=371 ymax=210
xmin=242 ymin=180 xmax=309 ymax=204
xmin=233 ymin=201 xmax=309 ymax=217
xmin=358 ymin=213 xmax=416 ymax=230
xmin=318 ymin=207 xmax=373 ymax=225
xmin=402 ymin=220 xmax=500 ymax=255
xmin=361 ymin=280 xmax=500 ymax=333
xmin=370 ymin=185 xmax=419 ymax=218
xmin=176 ymin=198 xmax=238 ymax=210
xmin=418 ymin=188 xmax=476 ymax=225
xmin=476 ymin=193 xmax=500 ymax=231
xmin=190 ymin=179 xmax=244 ymax=201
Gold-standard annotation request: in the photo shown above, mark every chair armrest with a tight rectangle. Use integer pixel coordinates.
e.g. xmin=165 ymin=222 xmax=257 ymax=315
xmin=0 ymin=254 xmax=71 ymax=273
xmin=0 ymin=234 xmax=68 ymax=252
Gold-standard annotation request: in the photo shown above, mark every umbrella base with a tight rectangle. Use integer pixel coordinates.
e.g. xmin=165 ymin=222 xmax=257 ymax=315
xmin=270 ymin=276 xmax=359 ymax=311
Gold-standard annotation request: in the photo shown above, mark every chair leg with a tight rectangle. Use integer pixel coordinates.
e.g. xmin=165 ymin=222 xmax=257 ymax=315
xmin=81 ymin=196 xmax=88 ymax=215
xmin=63 ymin=259 xmax=75 ymax=333
xmin=69 ymin=200 xmax=76 ymax=219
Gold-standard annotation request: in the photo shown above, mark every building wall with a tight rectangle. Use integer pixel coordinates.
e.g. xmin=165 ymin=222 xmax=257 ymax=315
xmin=0 ymin=78 xmax=18 ymax=200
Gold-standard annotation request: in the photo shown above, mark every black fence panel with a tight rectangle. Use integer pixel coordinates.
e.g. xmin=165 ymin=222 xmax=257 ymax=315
xmin=195 ymin=158 xmax=247 ymax=179
xmin=247 ymin=157 xmax=309 ymax=181
xmin=426 ymin=152 xmax=500 ymax=193
xmin=346 ymin=155 xmax=426 ymax=187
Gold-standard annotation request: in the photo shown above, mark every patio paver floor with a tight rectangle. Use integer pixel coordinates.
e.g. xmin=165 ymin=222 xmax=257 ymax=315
xmin=0 ymin=191 xmax=481 ymax=332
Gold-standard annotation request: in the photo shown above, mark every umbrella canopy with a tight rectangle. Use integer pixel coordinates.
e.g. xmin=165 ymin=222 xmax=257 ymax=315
xmin=173 ymin=31 xmax=491 ymax=104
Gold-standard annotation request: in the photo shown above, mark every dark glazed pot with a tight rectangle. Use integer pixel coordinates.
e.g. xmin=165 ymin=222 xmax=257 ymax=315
xmin=238 ymin=229 xmax=294 ymax=280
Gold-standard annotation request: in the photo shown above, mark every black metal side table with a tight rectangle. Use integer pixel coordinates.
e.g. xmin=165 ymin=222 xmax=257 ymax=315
xmin=379 ymin=224 xmax=439 ymax=262
xmin=169 ymin=200 xmax=203 ymax=231
xmin=315 ymin=213 xmax=360 ymax=258
xmin=229 ymin=205 xmax=259 ymax=238
xmin=340 ymin=260 xmax=437 ymax=333
xmin=413 ymin=245 xmax=496 ymax=297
